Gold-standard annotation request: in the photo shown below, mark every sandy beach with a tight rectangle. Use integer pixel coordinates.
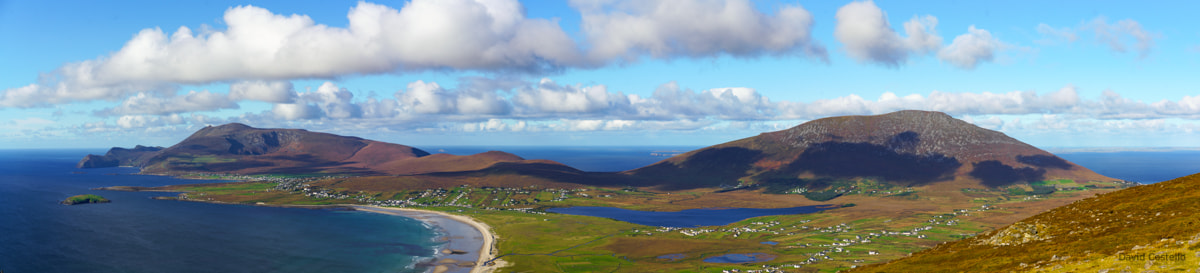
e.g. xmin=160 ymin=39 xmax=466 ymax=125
xmin=351 ymin=206 xmax=504 ymax=273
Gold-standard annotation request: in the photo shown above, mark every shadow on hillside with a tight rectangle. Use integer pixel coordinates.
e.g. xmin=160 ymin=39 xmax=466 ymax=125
xmin=787 ymin=141 xmax=961 ymax=185
xmin=625 ymin=147 xmax=764 ymax=190
xmin=969 ymin=160 xmax=1046 ymax=187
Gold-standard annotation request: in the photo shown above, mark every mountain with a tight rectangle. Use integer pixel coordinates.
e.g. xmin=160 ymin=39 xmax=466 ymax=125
xmin=854 ymin=173 xmax=1200 ymax=272
xmin=626 ymin=110 xmax=1115 ymax=190
xmin=79 ymin=123 xmax=549 ymax=176
xmin=77 ymin=145 xmax=164 ymax=168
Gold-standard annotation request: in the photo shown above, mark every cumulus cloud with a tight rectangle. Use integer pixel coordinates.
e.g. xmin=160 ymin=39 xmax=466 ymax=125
xmin=272 ymin=103 xmax=324 ymax=121
xmin=834 ymin=1 xmax=1009 ymax=69
xmin=99 ymin=90 xmax=238 ymax=116
xmin=397 ymin=81 xmax=510 ymax=115
xmin=229 ymin=80 xmax=297 ymax=103
xmin=575 ymin=0 xmax=827 ymax=62
xmin=514 ymin=79 xmax=632 ymax=114
xmin=1 ymin=0 xmax=844 ymax=108
xmin=938 ymin=26 xmax=1005 ymax=69
xmin=834 ymin=1 xmax=941 ymax=67
xmin=0 ymin=0 xmax=581 ymax=108
xmin=90 ymin=1 xmax=580 ymax=81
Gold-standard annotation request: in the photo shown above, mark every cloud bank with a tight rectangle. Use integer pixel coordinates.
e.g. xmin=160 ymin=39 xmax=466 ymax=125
xmin=1 ymin=0 xmax=832 ymax=108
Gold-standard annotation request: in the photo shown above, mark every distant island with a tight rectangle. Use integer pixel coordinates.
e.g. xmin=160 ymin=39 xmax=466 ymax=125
xmin=62 ymin=194 xmax=111 ymax=205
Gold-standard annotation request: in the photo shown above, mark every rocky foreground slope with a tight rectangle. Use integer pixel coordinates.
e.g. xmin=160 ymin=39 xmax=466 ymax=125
xmin=854 ymin=172 xmax=1200 ymax=272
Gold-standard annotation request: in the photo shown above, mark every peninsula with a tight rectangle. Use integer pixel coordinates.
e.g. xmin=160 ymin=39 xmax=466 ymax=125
xmin=92 ymin=110 xmax=1138 ymax=272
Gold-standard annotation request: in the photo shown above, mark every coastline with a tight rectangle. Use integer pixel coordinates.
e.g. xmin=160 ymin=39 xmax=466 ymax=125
xmin=350 ymin=205 xmax=505 ymax=273
xmin=94 ymin=170 xmax=506 ymax=273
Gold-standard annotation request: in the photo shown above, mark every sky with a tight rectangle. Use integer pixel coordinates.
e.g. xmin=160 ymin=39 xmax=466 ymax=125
xmin=2 ymin=0 xmax=1200 ymax=149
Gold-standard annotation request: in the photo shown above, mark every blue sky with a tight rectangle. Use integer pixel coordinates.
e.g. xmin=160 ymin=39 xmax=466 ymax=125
xmin=2 ymin=0 xmax=1199 ymax=149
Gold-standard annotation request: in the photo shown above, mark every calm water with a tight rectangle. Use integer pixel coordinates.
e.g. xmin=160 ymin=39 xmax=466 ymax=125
xmin=546 ymin=206 xmax=833 ymax=227
xmin=1057 ymin=151 xmax=1200 ymax=183
xmin=0 ymin=150 xmax=440 ymax=273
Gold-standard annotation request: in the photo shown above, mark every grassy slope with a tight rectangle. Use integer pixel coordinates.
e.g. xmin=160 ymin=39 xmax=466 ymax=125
xmin=854 ymin=173 xmax=1200 ymax=272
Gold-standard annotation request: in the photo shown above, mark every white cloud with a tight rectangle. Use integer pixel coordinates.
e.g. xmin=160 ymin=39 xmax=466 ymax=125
xmin=834 ymin=1 xmax=1011 ymax=70
xmin=92 ymin=1 xmax=580 ymax=81
xmin=229 ymin=80 xmax=297 ymax=103
xmin=514 ymin=79 xmax=632 ymax=114
xmin=1037 ymin=16 xmax=1159 ymax=58
xmin=1086 ymin=16 xmax=1158 ymax=58
xmin=1035 ymin=23 xmax=1077 ymax=44
xmin=574 ymin=0 xmax=826 ymax=62
xmin=0 ymin=0 xmax=581 ymax=108
xmin=1 ymin=0 xmax=842 ymax=109
xmin=272 ymin=103 xmax=323 ymax=120
xmin=397 ymin=80 xmax=510 ymax=115
xmin=938 ymin=26 xmax=1004 ymax=69
xmin=834 ymin=1 xmax=941 ymax=67
xmin=101 ymin=90 xmax=238 ymax=116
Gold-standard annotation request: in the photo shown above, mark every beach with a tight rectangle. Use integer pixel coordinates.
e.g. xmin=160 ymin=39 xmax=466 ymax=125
xmin=351 ymin=206 xmax=503 ymax=273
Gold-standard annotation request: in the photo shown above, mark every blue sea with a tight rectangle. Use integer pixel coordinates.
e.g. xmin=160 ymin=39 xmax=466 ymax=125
xmin=0 ymin=150 xmax=441 ymax=273
xmin=2 ymin=147 xmax=1197 ymax=272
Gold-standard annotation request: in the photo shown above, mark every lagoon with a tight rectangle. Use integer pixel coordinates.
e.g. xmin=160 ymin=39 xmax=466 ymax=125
xmin=546 ymin=205 xmax=833 ymax=227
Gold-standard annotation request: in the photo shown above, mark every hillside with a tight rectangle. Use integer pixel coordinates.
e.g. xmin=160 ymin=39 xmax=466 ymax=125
xmin=79 ymin=123 xmax=556 ymax=176
xmin=626 ymin=110 xmax=1116 ymax=190
xmin=854 ymin=173 xmax=1200 ymax=272
xmin=77 ymin=145 xmax=163 ymax=168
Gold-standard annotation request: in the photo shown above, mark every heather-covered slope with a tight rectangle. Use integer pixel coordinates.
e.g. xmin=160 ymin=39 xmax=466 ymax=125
xmin=626 ymin=110 xmax=1115 ymax=190
xmin=136 ymin=123 xmax=429 ymax=174
xmin=854 ymin=173 xmax=1200 ymax=272
xmin=79 ymin=123 xmax=556 ymax=176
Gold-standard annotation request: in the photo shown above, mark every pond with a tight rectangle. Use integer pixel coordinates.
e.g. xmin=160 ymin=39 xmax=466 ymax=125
xmin=545 ymin=205 xmax=834 ymax=227
xmin=703 ymin=253 xmax=776 ymax=263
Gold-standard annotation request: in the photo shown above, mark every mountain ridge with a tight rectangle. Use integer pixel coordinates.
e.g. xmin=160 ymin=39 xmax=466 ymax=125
xmin=626 ymin=110 xmax=1115 ymax=190
xmin=79 ymin=123 xmax=557 ymax=176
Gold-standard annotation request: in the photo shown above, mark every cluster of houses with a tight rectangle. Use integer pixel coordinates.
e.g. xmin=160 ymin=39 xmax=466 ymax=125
xmin=653 ymin=204 xmax=1002 ymax=270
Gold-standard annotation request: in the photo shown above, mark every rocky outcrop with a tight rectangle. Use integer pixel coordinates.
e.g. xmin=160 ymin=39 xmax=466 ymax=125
xmin=77 ymin=145 xmax=163 ymax=168
xmin=977 ymin=221 xmax=1054 ymax=246
xmin=77 ymin=154 xmax=119 ymax=168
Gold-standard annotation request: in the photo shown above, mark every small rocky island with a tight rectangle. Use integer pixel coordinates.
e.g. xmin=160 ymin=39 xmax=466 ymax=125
xmin=62 ymin=194 xmax=111 ymax=205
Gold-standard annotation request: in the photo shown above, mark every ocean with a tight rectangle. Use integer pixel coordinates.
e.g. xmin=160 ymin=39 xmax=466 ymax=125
xmin=0 ymin=149 xmax=441 ymax=273
xmin=2 ymin=147 xmax=1196 ymax=272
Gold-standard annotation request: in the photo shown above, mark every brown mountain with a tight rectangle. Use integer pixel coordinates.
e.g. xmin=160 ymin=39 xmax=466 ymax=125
xmin=79 ymin=123 xmax=551 ymax=176
xmin=77 ymin=145 xmax=164 ymax=168
xmin=626 ymin=110 xmax=1115 ymax=190
xmin=854 ymin=173 xmax=1200 ymax=272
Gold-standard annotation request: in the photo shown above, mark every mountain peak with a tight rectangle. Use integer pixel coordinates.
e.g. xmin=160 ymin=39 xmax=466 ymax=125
xmin=630 ymin=110 xmax=1115 ymax=190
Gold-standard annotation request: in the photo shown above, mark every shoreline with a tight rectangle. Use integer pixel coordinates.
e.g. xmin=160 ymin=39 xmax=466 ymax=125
xmin=124 ymin=193 xmax=506 ymax=273
xmin=349 ymin=205 xmax=505 ymax=273
xmin=94 ymin=171 xmax=507 ymax=273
